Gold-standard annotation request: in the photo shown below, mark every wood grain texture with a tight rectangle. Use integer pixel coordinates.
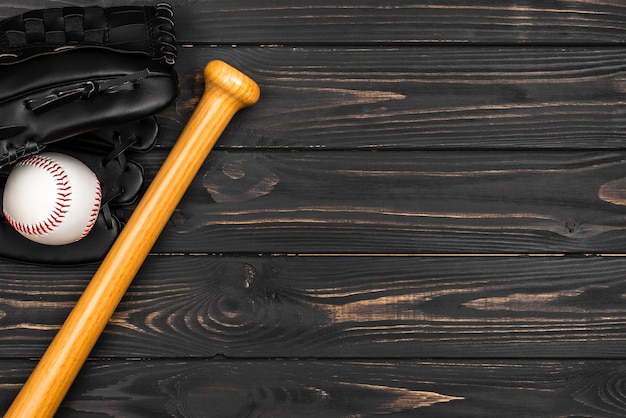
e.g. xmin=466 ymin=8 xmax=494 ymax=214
xmin=3 ymin=255 xmax=626 ymax=358
xmin=3 ymin=359 xmax=626 ymax=417
xmin=153 ymin=45 xmax=626 ymax=150
xmin=114 ymin=150 xmax=626 ymax=254
xmin=1 ymin=1 xmax=626 ymax=417
xmin=3 ymin=0 xmax=625 ymax=45
xmin=171 ymin=1 xmax=626 ymax=45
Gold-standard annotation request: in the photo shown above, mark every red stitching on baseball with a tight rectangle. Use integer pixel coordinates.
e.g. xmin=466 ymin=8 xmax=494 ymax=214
xmin=81 ymin=178 xmax=101 ymax=239
xmin=4 ymin=154 xmax=101 ymax=242
xmin=3 ymin=155 xmax=71 ymax=237
xmin=2 ymin=154 xmax=101 ymax=240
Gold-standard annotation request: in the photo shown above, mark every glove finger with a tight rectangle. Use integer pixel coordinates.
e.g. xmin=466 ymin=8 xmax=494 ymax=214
xmin=0 ymin=49 xmax=178 ymax=168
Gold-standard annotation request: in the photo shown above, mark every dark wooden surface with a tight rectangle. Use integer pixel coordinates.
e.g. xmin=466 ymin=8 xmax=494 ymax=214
xmin=2 ymin=1 xmax=626 ymax=416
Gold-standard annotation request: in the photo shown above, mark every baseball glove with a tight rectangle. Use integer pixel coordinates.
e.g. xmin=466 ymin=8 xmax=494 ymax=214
xmin=0 ymin=4 xmax=179 ymax=264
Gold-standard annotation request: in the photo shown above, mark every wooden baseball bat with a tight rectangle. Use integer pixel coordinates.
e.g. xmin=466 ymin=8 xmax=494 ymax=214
xmin=5 ymin=60 xmax=260 ymax=418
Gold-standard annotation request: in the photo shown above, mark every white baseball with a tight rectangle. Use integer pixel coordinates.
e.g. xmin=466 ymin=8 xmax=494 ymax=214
xmin=3 ymin=152 xmax=102 ymax=245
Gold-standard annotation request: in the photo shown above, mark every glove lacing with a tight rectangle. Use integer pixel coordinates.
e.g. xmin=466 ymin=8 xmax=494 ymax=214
xmin=100 ymin=131 xmax=139 ymax=230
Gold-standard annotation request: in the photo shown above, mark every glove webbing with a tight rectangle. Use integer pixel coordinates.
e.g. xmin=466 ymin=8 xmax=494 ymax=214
xmin=7 ymin=7 xmax=107 ymax=46
xmin=0 ymin=4 xmax=176 ymax=63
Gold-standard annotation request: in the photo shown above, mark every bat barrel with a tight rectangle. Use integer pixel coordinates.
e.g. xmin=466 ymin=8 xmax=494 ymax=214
xmin=5 ymin=60 xmax=259 ymax=418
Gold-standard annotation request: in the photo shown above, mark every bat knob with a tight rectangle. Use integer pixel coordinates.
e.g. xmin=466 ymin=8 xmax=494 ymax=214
xmin=204 ymin=60 xmax=260 ymax=108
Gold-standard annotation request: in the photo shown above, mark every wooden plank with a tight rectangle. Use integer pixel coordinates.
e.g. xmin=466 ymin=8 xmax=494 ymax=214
xmin=172 ymin=1 xmax=626 ymax=45
xmin=3 ymin=255 xmax=626 ymax=358
xmin=2 ymin=2 xmax=624 ymax=418
xmin=119 ymin=149 xmax=626 ymax=254
xmin=156 ymin=45 xmax=626 ymax=150
xmin=2 ymin=1 xmax=625 ymax=45
xmin=3 ymin=359 xmax=626 ymax=417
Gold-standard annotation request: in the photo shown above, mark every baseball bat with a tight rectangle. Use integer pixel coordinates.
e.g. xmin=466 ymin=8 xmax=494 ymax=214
xmin=5 ymin=60 xmax=260 ymax=418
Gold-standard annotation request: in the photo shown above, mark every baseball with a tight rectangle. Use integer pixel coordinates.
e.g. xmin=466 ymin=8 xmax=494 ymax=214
xmin=3 ymin=152 xmax=102 ymax=245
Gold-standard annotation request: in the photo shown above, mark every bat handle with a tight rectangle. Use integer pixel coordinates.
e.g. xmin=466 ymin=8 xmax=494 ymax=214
xmin=5 ymin=60 xmax=260 ymax=418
